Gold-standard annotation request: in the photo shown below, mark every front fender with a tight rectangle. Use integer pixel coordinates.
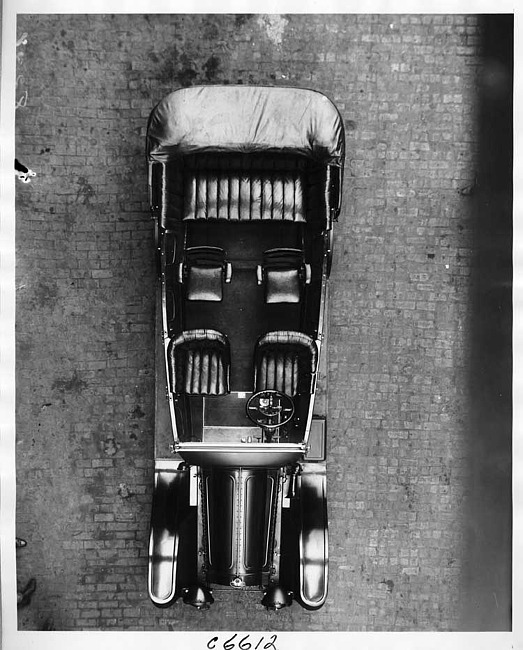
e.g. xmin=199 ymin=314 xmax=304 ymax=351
xmin=298 ymin=464 xmax=328 ymax=609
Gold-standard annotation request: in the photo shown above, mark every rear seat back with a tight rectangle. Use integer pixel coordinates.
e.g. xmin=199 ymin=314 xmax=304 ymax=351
xmin=150 ymin=154 xmax=340 ymax=231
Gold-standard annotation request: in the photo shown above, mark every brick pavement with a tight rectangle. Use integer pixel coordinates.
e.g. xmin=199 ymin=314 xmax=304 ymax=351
xmin=14 ymin=13 xmax=511 ymax=631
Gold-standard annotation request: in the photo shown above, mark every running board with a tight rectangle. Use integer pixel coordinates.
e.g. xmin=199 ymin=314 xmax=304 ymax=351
xmin=148 ymin=461 xmax=195 ymax=607
xmin=298 ymin=464 xmax=328 ymax=609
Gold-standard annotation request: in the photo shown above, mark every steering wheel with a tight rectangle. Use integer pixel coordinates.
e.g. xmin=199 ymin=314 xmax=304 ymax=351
xmin=246 ymin=390 xmax=295 ymax=429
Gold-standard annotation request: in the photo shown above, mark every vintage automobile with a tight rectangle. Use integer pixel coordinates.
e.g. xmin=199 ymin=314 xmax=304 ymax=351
xmin=146 ymin=85 xmax=345 ymax=611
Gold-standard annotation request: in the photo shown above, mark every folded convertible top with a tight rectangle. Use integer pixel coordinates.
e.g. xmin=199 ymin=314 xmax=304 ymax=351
xmin=146 ymin=85 xmax=345 ymax=165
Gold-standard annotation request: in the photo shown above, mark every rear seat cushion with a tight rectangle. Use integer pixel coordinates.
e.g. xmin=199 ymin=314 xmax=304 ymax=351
xmin=254 ymin=331 xmax=318 ymax=396
xmin=151 ymin=154 xmax=335 ymax=228
xmin=168 ymin=329 xmax=230 ymax=396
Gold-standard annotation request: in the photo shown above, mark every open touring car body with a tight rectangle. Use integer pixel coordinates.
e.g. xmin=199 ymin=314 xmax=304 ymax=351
xmin=146 ymin=86 xmax=345 ymax=610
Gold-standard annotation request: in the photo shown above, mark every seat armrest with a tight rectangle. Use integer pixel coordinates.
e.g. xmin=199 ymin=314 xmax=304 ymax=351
xmin=303 ymin=263 xmax=312 ymax=285
xmin=225 ymin=262 xmax=233 ymax=284
xmin=177 ymin=262 xmax=185 ymax=284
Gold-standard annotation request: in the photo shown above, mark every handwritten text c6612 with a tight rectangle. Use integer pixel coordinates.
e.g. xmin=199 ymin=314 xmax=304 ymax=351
xmin=207 ymin=634 xmax=278 ymax=650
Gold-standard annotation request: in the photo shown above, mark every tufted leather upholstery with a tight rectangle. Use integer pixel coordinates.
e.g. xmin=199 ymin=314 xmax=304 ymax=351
xmin=150 ymin=154 xmax=341 ymax=231
xmin=184 ymin=155 xmax=306 ymax=223
xmin=179 ymin=246 xmax=231 ymax=302
xmin=254 ymin=331 xmax=318 ymax=396
xmin=168 ymin=329 xmax=230 ymax=396
xmin=258 ymin=248 xmax=310 ymax=304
